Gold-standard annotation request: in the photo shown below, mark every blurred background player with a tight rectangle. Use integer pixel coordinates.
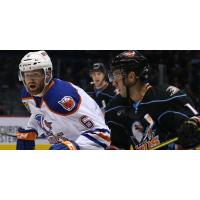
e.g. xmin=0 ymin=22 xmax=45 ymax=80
xmin=105 ymin=50 xmax=200 ymax=150
xmin=16 ymin=51 xmax=110 ymax=150
xmin=86 ymin=62 xmax=117 ymax=111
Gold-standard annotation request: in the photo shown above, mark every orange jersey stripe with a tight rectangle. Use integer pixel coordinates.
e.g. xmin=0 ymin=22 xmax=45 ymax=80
xmin=22 ymin=97 xmax=33 ymax=101
xmin=97 ymin=132 xmax=111 ymax=142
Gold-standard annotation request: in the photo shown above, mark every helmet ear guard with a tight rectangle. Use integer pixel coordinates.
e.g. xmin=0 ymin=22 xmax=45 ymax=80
xmin=18 ymin=70 xmax=23 ymax=81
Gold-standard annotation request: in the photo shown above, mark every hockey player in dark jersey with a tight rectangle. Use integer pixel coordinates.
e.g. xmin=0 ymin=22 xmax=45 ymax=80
xmin=105 ymin=95 xmax=143 ymax=149
xmin=86 ymin=62 xmax=117 ymax=111
xmin=105 ymin=50 xmax=200 ymax=150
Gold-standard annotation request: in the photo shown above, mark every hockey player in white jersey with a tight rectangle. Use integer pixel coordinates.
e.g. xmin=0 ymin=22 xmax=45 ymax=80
xmin=17 ymin=51 xmax=111 ymax=150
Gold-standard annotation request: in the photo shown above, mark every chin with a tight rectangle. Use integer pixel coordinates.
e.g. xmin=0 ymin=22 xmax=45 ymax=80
xmin=29 ymin=91 xmax=38 ymax=95
xmin=27 ymin=88 xmax=39 ymax=95
xmin=94 ymin=84 xmax=100 ymax=88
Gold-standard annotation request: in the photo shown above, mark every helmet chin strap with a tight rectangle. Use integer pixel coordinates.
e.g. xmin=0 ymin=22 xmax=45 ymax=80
xmin=34 ymin=71 xmax=52 ymax=97
xmin=34 ymin=83 xmax=47 ymax=97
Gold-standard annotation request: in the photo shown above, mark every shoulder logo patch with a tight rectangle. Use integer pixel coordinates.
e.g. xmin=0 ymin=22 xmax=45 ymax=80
xmin=58 ymin=96 xmax=75 ymax=111
xmin=166 ymin=86 xmax=180 ymax=96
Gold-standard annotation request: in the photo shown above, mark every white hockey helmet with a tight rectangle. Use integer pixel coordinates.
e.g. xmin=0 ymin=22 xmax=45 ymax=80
xmin=19 ymin=50 xmax=53 ymax=85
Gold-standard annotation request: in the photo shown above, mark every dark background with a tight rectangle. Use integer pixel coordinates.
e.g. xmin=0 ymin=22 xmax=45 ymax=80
xmin=0 ymin=50 xmax=199 ymax=116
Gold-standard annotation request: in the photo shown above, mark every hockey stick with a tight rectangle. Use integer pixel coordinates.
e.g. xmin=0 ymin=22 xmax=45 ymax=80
xmin=151 ymin=137 xmax=200 ymax=150
xmin=0 ymin=132 xmax=16 ymax=138
xmin=150 ymin=137 xmax=178 ymax=150
xmin=0 ymin=131 xmax=48 ymax=140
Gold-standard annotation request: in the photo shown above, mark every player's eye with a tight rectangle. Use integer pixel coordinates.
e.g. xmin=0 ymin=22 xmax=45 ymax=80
xmin=112 ymin=73 xmax=123 ymax=81
xmin=24 ymin=72 xmax=43 ymax=79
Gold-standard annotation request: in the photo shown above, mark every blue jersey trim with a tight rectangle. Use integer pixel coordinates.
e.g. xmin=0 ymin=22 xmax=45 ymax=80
xmin=106 ymin=121 xmax=126 ymax=129
xmin=132 ymin=101 xmax=141 ymax=113
xmin=158 ymin=111 xmax=189 ymax=123
xmin=88 ymin=91 xmax=116 ymax=98
xmin=105 ymin=106 xmax=130 ymax=113
xmin=81 ymin=133 xmax=107 ymax=149
xmin=83 ymin=128 xmax=110 ymax=135
xmin=21 ymin=87 xmax=31 ymax=99
xmin=99 ymin=92 xmax=116 ymax=98
xmin=140 ymin=94 xmax=187 ymax=105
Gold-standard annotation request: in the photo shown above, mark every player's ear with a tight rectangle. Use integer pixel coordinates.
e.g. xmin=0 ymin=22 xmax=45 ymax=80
xmin=128 ymin=71 xmax=136 ymax=82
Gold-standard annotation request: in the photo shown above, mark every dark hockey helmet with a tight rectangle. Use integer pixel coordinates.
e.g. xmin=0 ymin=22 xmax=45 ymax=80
xmin=90 ymin=62 xmax=108 ymax=80
xmin=110 ymin=50 xmax=150 ymax=82
xmin=90 ymin=62 xmax=107 ymax=74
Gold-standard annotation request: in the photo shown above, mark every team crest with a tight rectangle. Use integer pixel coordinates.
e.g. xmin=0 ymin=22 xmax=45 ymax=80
xmin=35 ymin=114 xmax=52 ymax=132
xmin=123 ymin=51 xmax=136 ymax=58
xmin=58 ymin=96 xmax=75 ymax=111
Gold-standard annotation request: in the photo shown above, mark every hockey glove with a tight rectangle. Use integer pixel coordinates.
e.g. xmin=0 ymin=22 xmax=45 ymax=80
xmin=16 ymin=127 xmax=38 ymax=150
xmin=177 ymin=117 xmax=200 ymax=149
xmin=49 ymin=140 xmax=79 ymax=150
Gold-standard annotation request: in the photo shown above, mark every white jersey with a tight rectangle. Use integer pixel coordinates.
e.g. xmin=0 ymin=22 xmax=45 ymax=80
xmin=21 ymin=79 xmax=110 ymax=149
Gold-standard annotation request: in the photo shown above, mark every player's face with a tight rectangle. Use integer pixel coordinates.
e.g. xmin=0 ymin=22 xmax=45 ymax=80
xmin=112 ymin=70 xmax=127 ymax=97
xmin=91 ymin=71 xmax=106 ymax=88
xmin=23 ymin=69 xmax=45 ymax=95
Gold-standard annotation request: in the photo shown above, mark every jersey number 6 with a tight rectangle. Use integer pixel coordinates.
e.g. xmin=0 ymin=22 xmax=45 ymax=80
xmin=80 ymin=115 xmax=94 ymax=129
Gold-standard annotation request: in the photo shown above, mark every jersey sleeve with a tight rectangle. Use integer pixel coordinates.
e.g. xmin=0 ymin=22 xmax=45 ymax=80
xmin=165 ymin=86 xmax=199 ymax=117
xmin=139 ymin=85 xmax=199 ymax=136
xmin=43 ymin=80 xmax=81 ymax=115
